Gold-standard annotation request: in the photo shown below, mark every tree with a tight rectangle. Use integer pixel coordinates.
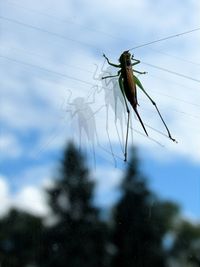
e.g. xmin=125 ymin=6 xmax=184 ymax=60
xmin=39 ymin=142 xmax=109 ymax=267
xmin=0 ymin=209 xmax=43 ymax=267
xmin=111 ymin=147 xmax=176 ymax=267
xmin=169 ymin=220 xmax=200 ymax=267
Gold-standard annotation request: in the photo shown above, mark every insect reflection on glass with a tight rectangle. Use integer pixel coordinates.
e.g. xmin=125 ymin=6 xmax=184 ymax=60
xmin=102 ymin=51 xmax=177 ymax=162
xmin=65 ymin=90 xmax=98 ymax=166
xmin=93 ymin=63 xmax=127 ymax=163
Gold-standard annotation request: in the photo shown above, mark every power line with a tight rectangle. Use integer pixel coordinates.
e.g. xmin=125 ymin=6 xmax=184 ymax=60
xmin=4 ymin=1 xmax=200 ymax=68
xmin=147 ymin=89 xmax=200 ymax=108
xmin=3 ymin=52 xmax=200 ymax=157
xmin=149 ymin=49 xmax=200 ymax=67
xmin=1 ymin=25 xmax=200 ymax=85
xmin=148 ymin=73 xmax=200 ymax=92
xmin=142 ymin=62 xmax=200 ymax=83
xmin=7 ymin=1 xmax=200 ymax=62
xmin=0 ymin=16 xmax=100 ymax=52
xmin=1 ymin=15 xmax=200 ymax=84
xmin=1 ymin=54 xmax=200 ymax=123
xmin=0 ymin=4 xmax=199 ymax=161
xmin=5 ymin=0 xmax=119 ymax=42
xmin=3 ymin=44 xmax=200 ymax=106
xmin=0 ymin=45 xmax=94 ymax=74
xmin=128 ymin=27 xmax=200 ymax=51
xmin=1 ymin=14 xmax=200 ymax=75
xmin=2 ymin=44 xmax=199 ymax=108
xmin=139 ymin=98 xmax=200 ymax=120
xmin=0 ymin=54 xmax=95 ymax=86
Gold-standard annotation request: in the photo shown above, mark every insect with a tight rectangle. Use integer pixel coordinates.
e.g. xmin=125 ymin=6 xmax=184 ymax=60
xmin=102 ymin=50 xmax=177 ymax=161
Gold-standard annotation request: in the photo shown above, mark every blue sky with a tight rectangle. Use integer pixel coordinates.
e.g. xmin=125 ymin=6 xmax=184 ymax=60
xmin=0 ymin=0 xmax=200 ymax=221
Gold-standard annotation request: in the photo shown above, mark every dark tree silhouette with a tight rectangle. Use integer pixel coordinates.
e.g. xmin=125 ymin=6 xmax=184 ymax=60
xmin=1 ymin=143 xmax=194 ymax=267
xmin=111 ymin=147 xmax=176 ymax=267
xmin=0 ymin=209 xmax=43 ymax=267
xmin=169 ymin=220 xmax=200 ymax=266
xmin=39 ymin=142 xmax=109 ymax=267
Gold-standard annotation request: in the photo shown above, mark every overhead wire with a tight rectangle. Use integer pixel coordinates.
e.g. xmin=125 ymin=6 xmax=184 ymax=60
xmin=0 ymin=45 xmax=94 ymax=74
xmin=1 ymin=44 xmax=200 ymax=111
xmin=139 ymin=98 xmax=200 ymax=121
xmin=1 ymin=14 xmax=200 ymax=85
xmin=1 ymin=54 xmax=199 ymax=161
xmin=148 ymin=72 xmax=200 ymax=95
xmin=1 ymin=6 xmax=200 ymax=161
xmin=0 ymin=54 xmax=95 ymax=87
xmin=0 ymin=16 xmax=101 ymax=53
xmin=141 ymin=62 xmax=200 ymax=83
xmin=2 ymin=3 xmax=200 ymax=167
xmin=4 ymin=0 xmax=200 ymax=68
xmin=1 ymin=53 xmax=200 ymax=122
xmin=5 ymin=0 xmax=120 ymax=42
xmin=147 ymin=49 xmax=200 ymax=67
xmin=1 ymin=54 xmax=197 ymax=164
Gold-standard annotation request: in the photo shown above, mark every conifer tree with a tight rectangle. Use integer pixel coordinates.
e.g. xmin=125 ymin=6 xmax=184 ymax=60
xmin=40 ymin=142 xmax=108 ymax=267
xmin=112 ymin=147 xmax=168 ymax=267
xmin=0 ymin=209 xmax=43 ymax=267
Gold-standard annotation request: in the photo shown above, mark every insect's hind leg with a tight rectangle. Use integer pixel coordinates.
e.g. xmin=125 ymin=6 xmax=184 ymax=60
xmin=119 ymin=75 xmax=130 ymax=162
xmin=134 ymin=75 xmax=177 ymax=143
xmin=132 ymin=106 xmax=148 ymax=137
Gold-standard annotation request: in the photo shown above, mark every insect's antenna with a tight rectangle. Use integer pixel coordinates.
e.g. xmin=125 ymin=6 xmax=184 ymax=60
xmin=128 ymin=27 xmax=200 ymax=51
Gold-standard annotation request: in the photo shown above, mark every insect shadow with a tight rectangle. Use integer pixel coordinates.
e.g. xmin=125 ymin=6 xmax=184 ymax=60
xmin=64 ymin=88 xmax=120 ymax=167
xmin=93 ymin=61 xmax=131 ymax=159
xmin=63 ymin=89 xmax=107 ymax=167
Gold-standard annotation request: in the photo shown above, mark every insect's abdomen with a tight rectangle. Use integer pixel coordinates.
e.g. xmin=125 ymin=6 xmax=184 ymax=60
xmin=122 ymin=67 xmax=137 ymax=108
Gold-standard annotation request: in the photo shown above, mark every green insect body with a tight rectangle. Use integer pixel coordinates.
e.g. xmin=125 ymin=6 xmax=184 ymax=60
xmin=102 ymin=51 xmax=177 ymax=161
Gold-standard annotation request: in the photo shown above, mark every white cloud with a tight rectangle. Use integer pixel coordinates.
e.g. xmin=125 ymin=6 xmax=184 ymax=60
xmin=13 ymin=186 xmax=49 ymax=216
xmin=0 ymin=174 xmax=49 ymax=217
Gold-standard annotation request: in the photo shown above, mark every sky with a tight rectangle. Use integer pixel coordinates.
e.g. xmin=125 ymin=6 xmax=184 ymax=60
xmin=0 ymin=0 xmax=200 ymax=221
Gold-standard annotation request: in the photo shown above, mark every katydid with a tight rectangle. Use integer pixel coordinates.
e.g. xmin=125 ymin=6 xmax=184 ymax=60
xmin=102 ymin=50 xmax=177 ymax=162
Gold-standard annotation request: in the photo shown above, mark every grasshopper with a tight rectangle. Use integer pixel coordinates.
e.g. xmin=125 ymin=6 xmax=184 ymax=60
xmin=102 ymin=50 xmax=177 ymax=161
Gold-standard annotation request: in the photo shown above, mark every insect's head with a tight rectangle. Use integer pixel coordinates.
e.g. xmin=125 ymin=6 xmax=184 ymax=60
xmin=119 ymin=50 xmax=132 ymax=65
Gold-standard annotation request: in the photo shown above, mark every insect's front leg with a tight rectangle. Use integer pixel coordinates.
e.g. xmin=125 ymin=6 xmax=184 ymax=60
xmin=102 ymin=70 xmax=121 ymax=80
xmin=103 ymin=54 xmax=121 ymax=68
xmin=131 ymin=56 xmax=140 ymax=66
xmin=131 ymin=58 xmax=147 ymax=73
xmin=131 ymin=56 xmax=147 ymax=73
xmin=134 ymin=70 xmax=148 ymax=75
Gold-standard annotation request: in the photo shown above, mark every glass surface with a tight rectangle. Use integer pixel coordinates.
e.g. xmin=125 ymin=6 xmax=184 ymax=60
xmin=0 ymin=1 xmax=200 ymax=266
